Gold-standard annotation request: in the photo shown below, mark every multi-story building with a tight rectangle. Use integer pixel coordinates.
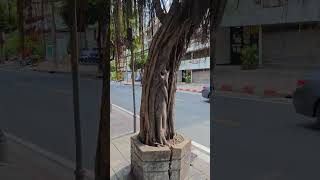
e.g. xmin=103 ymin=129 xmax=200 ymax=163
xmin=176 ymin=0 xmax=320 ymax=84
xmin=167 ymin=0 xmax=320 ymax=84
xmin=220 ymin=0 xmax=320 ymax=68
xmin=25 ymin=0 xmax=98 ymax=63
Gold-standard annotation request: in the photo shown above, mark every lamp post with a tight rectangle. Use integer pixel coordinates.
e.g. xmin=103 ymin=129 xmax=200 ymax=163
xmin=71 ymin=0 xmax=85 ymax=179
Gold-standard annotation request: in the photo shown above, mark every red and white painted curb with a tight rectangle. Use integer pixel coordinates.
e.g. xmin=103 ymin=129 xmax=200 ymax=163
xmin=176 ymin=88 xmax=202 ymax=93
xmin=176 ymin=84 xmax=293 ymax=98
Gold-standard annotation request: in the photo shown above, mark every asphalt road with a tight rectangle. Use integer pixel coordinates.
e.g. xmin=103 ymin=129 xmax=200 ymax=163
xmin=212 ymin=92 xmax=320 ymax=180
xmin=0 ymin=66 xmax=209 ymax=170
xmin=1 ymin=65 xmax=320 ymax=179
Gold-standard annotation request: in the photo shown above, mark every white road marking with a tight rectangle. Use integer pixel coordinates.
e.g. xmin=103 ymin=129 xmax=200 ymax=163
xmin=112 ymin=103 xmax=210 ymax=155
xmin=112 ymin=104 xmax=140 ymax=118
xmin=3 ymin=131 xmax=95 ymax=179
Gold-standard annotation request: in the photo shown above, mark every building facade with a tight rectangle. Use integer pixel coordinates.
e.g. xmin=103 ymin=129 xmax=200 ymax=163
xmin=178 ymin=0 xmax=320 ymax=83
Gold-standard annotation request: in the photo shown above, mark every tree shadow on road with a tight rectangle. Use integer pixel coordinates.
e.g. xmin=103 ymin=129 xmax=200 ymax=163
xmin=296 ymin=121 xmax=320 ymax=132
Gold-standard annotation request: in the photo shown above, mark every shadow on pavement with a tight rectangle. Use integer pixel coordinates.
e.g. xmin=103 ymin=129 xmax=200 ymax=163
xmin=297 ymin=122 xmax=320 ymax=131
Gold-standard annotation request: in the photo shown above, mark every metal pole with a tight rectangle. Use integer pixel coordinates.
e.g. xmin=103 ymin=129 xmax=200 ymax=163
xmin=71 ymin=0 xmax=85 ymax=179
xmin=131 ymin=49 xmax=137 ymax=133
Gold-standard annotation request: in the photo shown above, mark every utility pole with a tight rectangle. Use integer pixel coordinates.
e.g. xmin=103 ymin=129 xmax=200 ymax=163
xmin=71 ymin=0 xmax=85 ymax=180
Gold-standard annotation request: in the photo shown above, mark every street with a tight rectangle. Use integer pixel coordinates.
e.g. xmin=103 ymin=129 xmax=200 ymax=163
xmin=213 ymin=93 xmax=320 ymax=180
xmin=0 ymin=66 xmax=209 ymax=170
xmin=1 ymin=66 xmax=320 ymax=179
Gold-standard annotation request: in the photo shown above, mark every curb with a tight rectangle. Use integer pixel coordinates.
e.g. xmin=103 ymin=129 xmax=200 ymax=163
xmin=216 ymin=83 xmax=293 ymax=98
xmin=32 ymin=68 xmax=102 ymax=79
xmin=176 ymin=84 xmax=293 ymax=98
xmin=177 ymin=88 xmax=202 ymax=93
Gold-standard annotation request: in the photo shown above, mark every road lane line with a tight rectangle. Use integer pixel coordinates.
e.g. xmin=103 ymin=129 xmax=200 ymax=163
xmin=112 ymin=103 xmax=210 ymax=155
xmin=112 ymin=104 xmax=140 ymax=118
xmin=4 ymin=131 xmax=95 ymax=179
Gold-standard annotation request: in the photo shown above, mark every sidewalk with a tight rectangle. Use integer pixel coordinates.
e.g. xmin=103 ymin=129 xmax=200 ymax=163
xmin=110 ymin=105 xmax=210 ymax=180
xmin=0 ymin=134 xmax=76 ymax=180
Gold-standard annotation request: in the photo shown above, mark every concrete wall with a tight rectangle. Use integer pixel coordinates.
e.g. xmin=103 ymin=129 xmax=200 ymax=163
xmin=45 ymin=28 xmax=97 ymax=62
xmin=221 ymin=0 xmax=320 ymax=27
xmin=263 ymin=28 xmax=320 ymax=66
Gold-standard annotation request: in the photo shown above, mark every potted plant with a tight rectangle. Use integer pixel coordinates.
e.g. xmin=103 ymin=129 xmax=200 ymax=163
xmin=241 ymin=45 xmax=259 ymax=70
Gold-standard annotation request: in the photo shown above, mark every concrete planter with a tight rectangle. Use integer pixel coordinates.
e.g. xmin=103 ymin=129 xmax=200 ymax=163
xmin=131 ymin=134 xmax=191 ymax=180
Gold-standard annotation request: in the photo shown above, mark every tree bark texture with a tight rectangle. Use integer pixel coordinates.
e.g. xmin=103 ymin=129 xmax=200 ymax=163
xmin=138 ymin=0 xmax=210 ymax=146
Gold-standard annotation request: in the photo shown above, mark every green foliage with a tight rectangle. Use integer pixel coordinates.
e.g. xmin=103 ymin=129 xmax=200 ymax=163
xmin=185 ymin=72 xmax=192 ymax=83
xmin=3 ymin=31 xmax=19 ymax=57
xmin=240 ymin=45 xmax=259 ymax=70
xmin=25 ymin=37 xmax=44 ymax=57
xmin=0 ymin=0 xmax=17 ymax=33
xmin=3 ymin=31 xmax=44 ymax=58
xmin=129 ymin=51 xmax=148 ymax=71
xmin=111 ymin=60 xmax=116 ymax=72
xmin=111 ymin=71 xmax=117 ymax=80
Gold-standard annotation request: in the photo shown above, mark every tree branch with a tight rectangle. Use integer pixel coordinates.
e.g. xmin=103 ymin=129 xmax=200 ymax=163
xmin=153 ymin=0 xmax=166 ymax=23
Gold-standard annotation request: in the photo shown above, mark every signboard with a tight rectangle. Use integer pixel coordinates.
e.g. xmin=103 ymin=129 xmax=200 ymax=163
xmin=179 ymin=57 xmax=210 ymax=70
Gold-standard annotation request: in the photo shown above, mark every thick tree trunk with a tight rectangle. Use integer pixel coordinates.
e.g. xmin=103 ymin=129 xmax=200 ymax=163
xmin=138 ymin=0 xmax=210 ymax=146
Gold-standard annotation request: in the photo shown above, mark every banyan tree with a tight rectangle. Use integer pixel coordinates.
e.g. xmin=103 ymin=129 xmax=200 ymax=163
xmin=109 ymin=0 xmax=227 ymax=147
xmin=128 ymin=0 xmax=212 ymax=146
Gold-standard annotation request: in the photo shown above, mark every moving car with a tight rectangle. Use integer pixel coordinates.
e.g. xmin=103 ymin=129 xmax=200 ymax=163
xmin=293 ymin=71 xmax=320 ymax=122
xmin=202 ymin=84 xmax=214 ymax=99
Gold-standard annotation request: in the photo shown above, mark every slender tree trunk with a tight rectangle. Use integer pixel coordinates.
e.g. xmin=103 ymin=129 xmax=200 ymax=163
xmin=114 ymin=0 xmax=123 ymax=81
xmin=17 ymin=0 xmax=25 ymax=62
xmin=41 ymin=0 xmax=48 ymax=61
xmin=139 ymin=2 xmax=145 ymax=85
xmin=51 ymin=1 xmax=58 ymax=69
xmin=95 ymin=1 xmax=111 ymax=179
xmin=138 ymin=0 xmax=210 ymax=146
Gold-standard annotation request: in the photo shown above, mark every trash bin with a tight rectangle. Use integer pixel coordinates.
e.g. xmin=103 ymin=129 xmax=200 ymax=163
xmin=0 ymin=130 xmax=8 ymax=166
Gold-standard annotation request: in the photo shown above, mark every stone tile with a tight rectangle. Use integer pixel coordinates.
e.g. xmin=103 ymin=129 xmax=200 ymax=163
xmin=191 ymin=158 xmax=210 ymax=177
xmin=185 ymin=167 xmax=202 ymax=179
xmin=188 ymin=173 xmax=209 ymax=180
xmin=110 ymin=143 xmax=128 ymax=170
